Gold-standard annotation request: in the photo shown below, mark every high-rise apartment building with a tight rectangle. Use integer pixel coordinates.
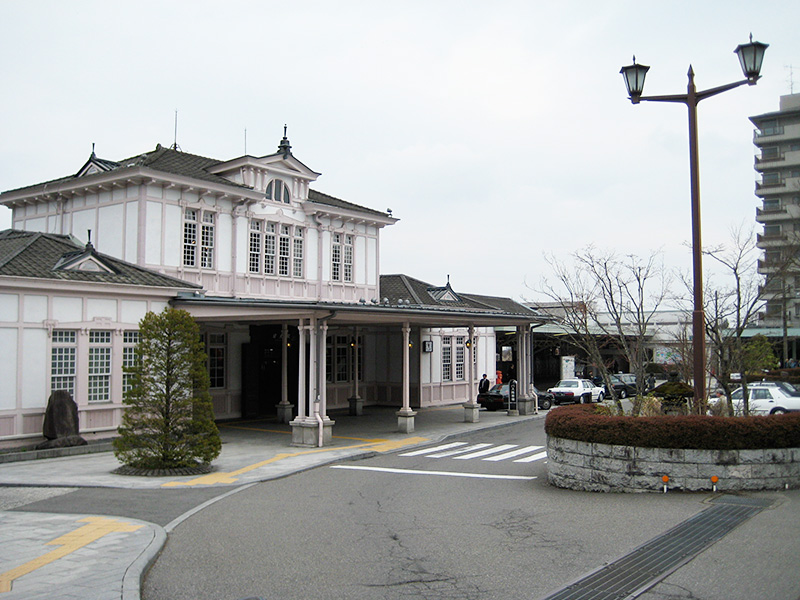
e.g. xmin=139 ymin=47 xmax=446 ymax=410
xmin=753 ymin=92 xmax=800 ymax=328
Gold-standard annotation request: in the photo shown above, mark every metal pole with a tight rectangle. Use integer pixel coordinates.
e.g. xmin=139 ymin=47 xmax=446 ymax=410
xmin=686 ymin=67 xmax=706 ymax=408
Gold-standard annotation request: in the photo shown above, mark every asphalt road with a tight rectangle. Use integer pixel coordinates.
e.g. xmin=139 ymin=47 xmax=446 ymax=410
xmin=141 ymin=420 xmax=786 ymax=600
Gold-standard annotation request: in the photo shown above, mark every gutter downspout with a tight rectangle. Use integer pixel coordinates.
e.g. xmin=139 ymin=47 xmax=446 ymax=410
xmin=314 ymin=397 xmax=324 ymax=447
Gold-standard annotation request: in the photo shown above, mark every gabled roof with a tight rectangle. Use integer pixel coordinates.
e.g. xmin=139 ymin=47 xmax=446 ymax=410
xmin=0 ymin=229 xmax=200 ymax=289
xmin=1 ymin=144 xmax=392 ymax=221
xmin=380 ymin=274 xmax=543 ymax=318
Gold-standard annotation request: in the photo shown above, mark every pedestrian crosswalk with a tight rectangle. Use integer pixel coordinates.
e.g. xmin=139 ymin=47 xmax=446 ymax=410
xmin=399 ymin=442 xmax=547 ymax=463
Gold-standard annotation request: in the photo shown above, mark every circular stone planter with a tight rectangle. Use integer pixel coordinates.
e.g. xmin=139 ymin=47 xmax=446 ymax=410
xmin=546 ymin=435 xmax=800 ymax=493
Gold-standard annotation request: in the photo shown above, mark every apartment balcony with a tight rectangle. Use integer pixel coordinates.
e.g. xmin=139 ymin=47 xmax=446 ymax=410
xmin=754 ymin=122 xmax=800 ymax=143
xmin=756 ymin=232 xmax=788 ymax=247
xmin=755 ymin=179 xmax=788 ymax=194
xmin=754 ymin=125 xmax=785 ymax=140
xmin=756 ymin=206 xmax=789 ymax=221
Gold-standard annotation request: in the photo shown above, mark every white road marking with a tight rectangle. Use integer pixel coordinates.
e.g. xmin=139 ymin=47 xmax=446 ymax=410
xmin=453 ymin=444 xmax=518 ymax=460
xmin=330 ymin=465 xmax=536 ymax=480
xmin=483 ymin=445 xmax=544 ymax=461
xmin=399 ymin=442 xmax=467 ymax=457
xmin=513 ymin=451 xmax=548 ymax=463
xmin=427 ymin=443 xmax=492 ymax=458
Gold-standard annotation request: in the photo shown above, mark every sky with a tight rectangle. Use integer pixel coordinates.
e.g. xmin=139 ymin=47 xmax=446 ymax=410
xmin=1 ymin=1 xmax=798 ymax=302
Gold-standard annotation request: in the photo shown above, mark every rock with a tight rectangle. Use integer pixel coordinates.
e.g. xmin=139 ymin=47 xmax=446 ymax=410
xmin=41 ymin=390 xmax=85 ymax=445
xmin=35 ymin=435 xmax=88 ymax=450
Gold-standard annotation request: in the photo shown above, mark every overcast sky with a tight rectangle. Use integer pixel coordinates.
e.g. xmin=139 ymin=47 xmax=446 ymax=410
xmin=1 ymin=1 xmax=798 ymax=301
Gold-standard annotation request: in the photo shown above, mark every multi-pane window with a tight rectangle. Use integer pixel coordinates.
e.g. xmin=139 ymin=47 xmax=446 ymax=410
xmin=88 ymin=331 xmax=112 ymax=403
xmin=343 ymin=235 xmax=353 ymax=282
xmin=279 ymin=225 xmax=290 ymax=277
xmin=183 ymin=209 xmax=198 ymax=267
xmin=200 ymin=212 xmax=215 ymax=268
xmin=207 ymin=333 xmax=226 ymax=389
xmin=325 ymin=336 xmax=361 ymax=383
xmin=442 ymin=336 xmax=452 ymax=381
xmin=455 ymin=336 xmax=465 ymax=381
xmin=249 ymin=221 xmax=262 ymax=273
xmin=123 ymin=331 xmax=139 ymax=394
xmin=293 ymin=229 xmax=304 ymax=278
xmin=183 ymin=209 xmax=214 ymax=268
xmin=332 ymin=233 xmax=342 ymax=281
xmin=51 ymin=330 xmax=77 ymax=395
xmin=248 ymin=221 xmax=302 ymax=278
xmin=265 ymin=179 xmax=291 ymax=204
xmin=332 ymin=233 xmax=354 ymax=283
xmin=265 ymin=223 xmax=276 ymax=275
xmin=335 ymin=336 xmax=349 ymax=382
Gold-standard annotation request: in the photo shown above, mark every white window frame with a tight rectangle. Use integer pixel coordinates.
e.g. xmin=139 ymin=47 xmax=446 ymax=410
xmin=88 ymin=330 xmax=112 ymax=403
xmin=51 ymin=330 xmax=77 ymax=396
xmin=442 ymin=336 xmax=452 ymax=381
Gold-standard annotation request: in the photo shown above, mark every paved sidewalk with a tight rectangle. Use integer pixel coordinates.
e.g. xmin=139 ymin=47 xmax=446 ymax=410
xmin=0 ymin=405 xmax=540 ymax=600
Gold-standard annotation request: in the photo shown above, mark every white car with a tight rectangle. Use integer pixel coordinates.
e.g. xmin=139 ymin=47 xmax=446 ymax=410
xmin=727 ymin=383 xmax=800 ymax=415
xmin=548 ymin=379 xmax=605 ymax=405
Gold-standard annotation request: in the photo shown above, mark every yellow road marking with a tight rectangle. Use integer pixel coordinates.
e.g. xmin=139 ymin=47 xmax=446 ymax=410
xmin=0 ymin=517 xmax=143 ymax=593
xmin=161 ymin=436 xmax=430 ymax=487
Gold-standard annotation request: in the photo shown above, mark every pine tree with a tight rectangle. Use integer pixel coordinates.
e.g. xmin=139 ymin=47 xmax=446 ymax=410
xmin=113 ymin=308 xmax=221 ymax=469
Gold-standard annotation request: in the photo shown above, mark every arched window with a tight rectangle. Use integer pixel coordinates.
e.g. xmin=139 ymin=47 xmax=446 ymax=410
xmin=265 ymin=179 xmax=290 ymax=204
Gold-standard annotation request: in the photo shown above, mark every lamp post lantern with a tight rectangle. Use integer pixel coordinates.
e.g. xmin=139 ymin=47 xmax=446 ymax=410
xmin=620 ymin=36 xmax=767 ymax=410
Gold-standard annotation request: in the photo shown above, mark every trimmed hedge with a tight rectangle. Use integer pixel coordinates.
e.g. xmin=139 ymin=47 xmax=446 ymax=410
xmin=544 ymin=404 xmax=800 ymax=450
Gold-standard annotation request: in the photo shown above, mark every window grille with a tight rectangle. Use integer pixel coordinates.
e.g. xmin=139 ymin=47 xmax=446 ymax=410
xmin=51 ymin=330 xmax=77 ymax=395
xmin=183 ymin=209 xmax=197 ymax=267
xmin=249 ymin=221 xmax=262 ymax=273
xmin=88 ymin=331 xmax=112 ymax=403
xmin=207 ymin=333 xmax=226 ymax=388
xmin=442 ymin=337 xmax=452 ymax=381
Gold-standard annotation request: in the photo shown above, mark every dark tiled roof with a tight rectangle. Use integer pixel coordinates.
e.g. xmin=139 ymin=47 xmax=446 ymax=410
xmin=307 ymin=189 xmax=389 ymax=219
xmin=2 ymin=146 xmax=391 ymax=219
xmin=0 ymin=230 xmax=200 ymax=289
xmin=380 ymin=274 xmax=540 ymax=317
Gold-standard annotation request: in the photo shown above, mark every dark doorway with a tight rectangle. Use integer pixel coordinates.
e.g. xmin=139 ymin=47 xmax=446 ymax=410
xmin=241 ymin=325 xmax=299 ymax=419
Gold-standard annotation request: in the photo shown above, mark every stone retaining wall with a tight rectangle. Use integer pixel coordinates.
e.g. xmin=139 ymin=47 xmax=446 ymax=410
xmin=547 ymin=435 xmax=800 ymax=493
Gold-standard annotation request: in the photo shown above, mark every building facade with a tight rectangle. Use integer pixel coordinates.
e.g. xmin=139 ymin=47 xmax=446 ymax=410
xmin=753 ymin=92 xmax=800 ymax=332
xmin=0 ymin=136 xmax=544 ymax=445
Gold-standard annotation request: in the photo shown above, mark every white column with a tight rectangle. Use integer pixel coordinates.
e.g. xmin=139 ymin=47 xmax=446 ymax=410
xmin=319 ymin=322 xmax=328 ymax=416
xmin=468 ymin=325 xmax=475 ymax=398
xmin=281 ymin=324 xmax=289 ymax=405
xmin=402 ymin=323 xmax=411 ymax=412
xmin=353 ymin=326 xmax=360 ymax=398
xmin=396 ymin=322 xmax=416 ymax=433
xmin=308 ymin=315 xmax=318 ymax=417
xmin=297 ymin=320 xmax=306 ymax=420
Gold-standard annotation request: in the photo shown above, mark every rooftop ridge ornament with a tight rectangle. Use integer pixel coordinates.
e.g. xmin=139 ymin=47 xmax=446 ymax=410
xmin=278 ymin=124 xmax=292 ymax=157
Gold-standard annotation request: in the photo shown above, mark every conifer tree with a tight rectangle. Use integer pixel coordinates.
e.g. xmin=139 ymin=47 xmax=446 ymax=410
xmin=114 ymin=307 xmax=221 ymax=469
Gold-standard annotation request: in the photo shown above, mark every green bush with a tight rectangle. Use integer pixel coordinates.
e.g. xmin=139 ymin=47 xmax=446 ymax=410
xmin=544 ymin=404 xmax=800 ymax=450
xmin=113 ymin=308 xmax=221 ymax=469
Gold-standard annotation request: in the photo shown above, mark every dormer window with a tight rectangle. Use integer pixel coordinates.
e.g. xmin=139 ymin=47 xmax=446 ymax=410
xmin=265 ymin=179 xmax=290 ymax=204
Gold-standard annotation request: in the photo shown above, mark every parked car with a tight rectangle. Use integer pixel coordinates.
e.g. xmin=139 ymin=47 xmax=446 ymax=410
xmin=477 ymin=384 xmax=555 ymax=411
xmin=593 ymin=375 xmax=637 ymax=399
xmin=725 ymin=383 xmax=800 ymax=415
xmin=547 ymin=379 xmax=605 ymax=405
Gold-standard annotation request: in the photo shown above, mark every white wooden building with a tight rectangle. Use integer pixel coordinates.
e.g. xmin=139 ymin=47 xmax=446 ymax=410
xmin=0 ymin=134 xmax=544 ymax=446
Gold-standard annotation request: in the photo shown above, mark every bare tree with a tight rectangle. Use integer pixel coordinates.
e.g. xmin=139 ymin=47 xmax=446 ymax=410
xmin=536 ymin=246 xmax=670 ymax=414
xmin=698 ymin=223 xmax=786 ymax=415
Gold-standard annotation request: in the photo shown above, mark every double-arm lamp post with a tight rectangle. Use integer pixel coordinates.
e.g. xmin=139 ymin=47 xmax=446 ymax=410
xmin=620 ymin=36 xmax=768 ymax=408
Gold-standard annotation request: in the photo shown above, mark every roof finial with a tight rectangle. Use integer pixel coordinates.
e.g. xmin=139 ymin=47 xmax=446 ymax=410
xmin=170 ymin=109 xmax=181 ymax=151
xmin=91 ymin=142 xmax=95 ymax=158
xmin=87 ymin=229 xmax=93 ymax=248
xmin=278 ymin=124 xmax=292 ymax=158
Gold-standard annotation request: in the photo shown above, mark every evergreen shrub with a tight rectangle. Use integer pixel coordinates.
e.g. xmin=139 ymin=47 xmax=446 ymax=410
xmin=545 ymin=403 xmax=800 ymax=450
xmin=113 ymin=308 xmax=221 ymax=469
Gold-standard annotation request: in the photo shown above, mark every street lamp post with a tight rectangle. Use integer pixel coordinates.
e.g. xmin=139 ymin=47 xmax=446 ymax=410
xmin=620 ymin=36 xmax=768 ymax=409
